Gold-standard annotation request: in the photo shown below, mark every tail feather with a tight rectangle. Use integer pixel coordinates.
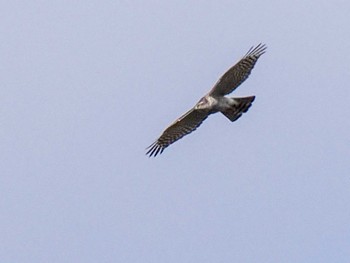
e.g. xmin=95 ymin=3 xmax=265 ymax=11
xmin=221 ymin=96 xmax=255 ymax=122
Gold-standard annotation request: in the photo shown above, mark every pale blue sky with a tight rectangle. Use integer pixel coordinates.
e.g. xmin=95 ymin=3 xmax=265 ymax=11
xmin=1 ymin=1 xmax=350 ymax=262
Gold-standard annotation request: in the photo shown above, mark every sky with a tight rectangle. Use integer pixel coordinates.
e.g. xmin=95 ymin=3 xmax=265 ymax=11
xmin=1 ymin=0 xmax=350 ymax=262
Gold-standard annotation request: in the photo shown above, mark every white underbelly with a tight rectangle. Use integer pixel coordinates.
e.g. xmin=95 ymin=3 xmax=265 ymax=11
xmin=214 ymin=96 xmax=236 ymax=111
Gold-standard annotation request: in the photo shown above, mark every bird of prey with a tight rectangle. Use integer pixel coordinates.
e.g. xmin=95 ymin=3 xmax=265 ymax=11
xmin=146 ymin=44 xmax=266 ymax=157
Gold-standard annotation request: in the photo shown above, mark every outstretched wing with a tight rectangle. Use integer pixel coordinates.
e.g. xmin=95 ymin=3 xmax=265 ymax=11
xmin=146 ymin=108 xmax=210 ymax=157
xmin=209 ymin=44 xmax=266 ymax=96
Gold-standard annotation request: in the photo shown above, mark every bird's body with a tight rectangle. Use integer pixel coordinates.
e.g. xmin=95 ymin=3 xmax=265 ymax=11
xmin=147 ymin=44 xmax=266 ymax=157
xmin=196 ymin=94 xmax=241 ymax=112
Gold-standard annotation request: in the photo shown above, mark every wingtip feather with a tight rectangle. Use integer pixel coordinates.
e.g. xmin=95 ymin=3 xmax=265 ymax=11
xmin=146 ymin=141 xmax=165 ymax=157
xmin=245 ymin=43 xmax=267 ymax=58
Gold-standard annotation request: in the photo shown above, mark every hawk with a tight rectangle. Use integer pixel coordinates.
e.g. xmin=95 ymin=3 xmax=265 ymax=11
xmin=147 ymin=44 xmax=266 ymax=157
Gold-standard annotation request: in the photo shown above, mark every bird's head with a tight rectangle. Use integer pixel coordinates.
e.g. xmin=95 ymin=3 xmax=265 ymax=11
xmin=195 ymin=97 xmax=209 ymax=110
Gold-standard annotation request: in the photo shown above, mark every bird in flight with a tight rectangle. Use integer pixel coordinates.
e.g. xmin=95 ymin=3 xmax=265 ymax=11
xmin=146 ymin=44 xmax=266 ymax=157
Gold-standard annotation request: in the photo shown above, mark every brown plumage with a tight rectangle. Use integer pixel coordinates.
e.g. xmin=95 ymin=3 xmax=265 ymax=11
xmin=147 ymin=44 xmax=266 ymax=157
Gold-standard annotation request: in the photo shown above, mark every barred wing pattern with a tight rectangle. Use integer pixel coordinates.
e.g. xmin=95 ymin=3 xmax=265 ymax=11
xmin=146 ymin=108 xmax=210 ymax=157
xmin=209 ymin=44 xmax=266 ymax=96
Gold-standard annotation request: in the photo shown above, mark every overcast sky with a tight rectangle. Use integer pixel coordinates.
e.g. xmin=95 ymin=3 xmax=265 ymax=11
xmin=1 ymin=1 xmax=350 ymax=262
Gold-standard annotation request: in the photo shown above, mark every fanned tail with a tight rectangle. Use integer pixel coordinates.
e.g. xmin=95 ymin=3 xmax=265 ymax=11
xmin=221 ymin=96 xmax=255 ymax=122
